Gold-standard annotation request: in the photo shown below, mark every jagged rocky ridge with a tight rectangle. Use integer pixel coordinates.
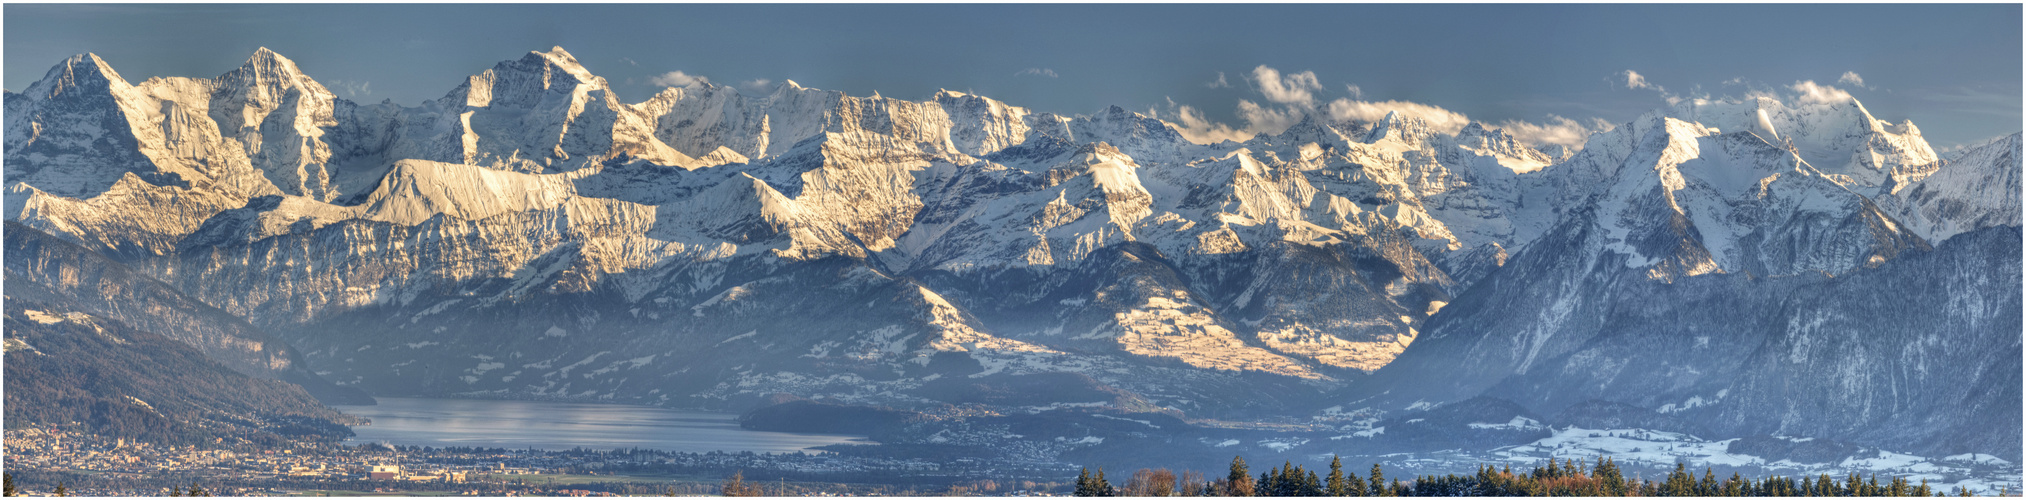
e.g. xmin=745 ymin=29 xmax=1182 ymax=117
xmin=3 ymin=47 xmax=2018 ymax=458
xmin=3 ymin=221 xmax=373 ymax=405
xmin=1338 ymin=110 xmax=2020 ymax=459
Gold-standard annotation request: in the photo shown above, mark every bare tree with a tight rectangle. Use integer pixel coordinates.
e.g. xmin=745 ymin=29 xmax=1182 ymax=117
xmin=1127 ymin=468 xmax=1179 ymax=496
xmin=1180 ymin=470 xmax=1209 ymax=496
xmin=721 ymin=470 xmax=763 ymax=497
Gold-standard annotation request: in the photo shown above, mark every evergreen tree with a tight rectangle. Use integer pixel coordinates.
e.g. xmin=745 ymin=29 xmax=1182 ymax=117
xmin=1667 ymin=463 xmax=1696 ymax=496
xmin=1094 ymin=468 xmax=1115 ymax=497
xmin=51 ymin=483 xmax=67 ymax=497
xmin=1228 ymin=456 xmax=1255 ymax=497
xmin=3 ymin=473 xmax=14 ymax=497
xmin=1325 ymin=456 xmax=1348 ymax=496
xmin=1282 ymin=462 xmax=1298 ymax=497
xmin=1160 ymin=454 xmax=1971 ymax=499
xmin=1076 ymin=468 xmax=1095 ymax=497
xmin=1594 ymin=457 xmax=1625 ymax=496
xmin=1269 ymin=466 xmax=1283 ymax=497
xmin=186 ymin=485 xmax=208 ymax=497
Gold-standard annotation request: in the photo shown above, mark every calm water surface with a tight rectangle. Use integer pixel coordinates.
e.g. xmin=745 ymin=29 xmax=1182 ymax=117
xmin=333 ymin=397 xmax=871 ymax=453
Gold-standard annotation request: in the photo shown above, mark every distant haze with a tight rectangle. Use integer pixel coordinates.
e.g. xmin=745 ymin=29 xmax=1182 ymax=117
xmin=5 ymin=3 xmax=2019 ymax=150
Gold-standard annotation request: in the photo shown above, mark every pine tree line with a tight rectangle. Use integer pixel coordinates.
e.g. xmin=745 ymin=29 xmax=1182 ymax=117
xmin=1070 ymin=455 xmax=1989 ymax=497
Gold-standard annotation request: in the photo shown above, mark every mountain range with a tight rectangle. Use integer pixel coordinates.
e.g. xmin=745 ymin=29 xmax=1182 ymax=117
xmin=4 ymin=47 xmax=2017 ymax=462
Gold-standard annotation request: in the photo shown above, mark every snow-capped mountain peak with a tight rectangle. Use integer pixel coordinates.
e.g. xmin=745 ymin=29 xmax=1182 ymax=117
xmin=5 ymin=47 xmax=2017 ymax=450
xmin=1667 ymin=95 xmax=1938 ymax=192
xmin=22 ymin=53 xmax=130 ymax=100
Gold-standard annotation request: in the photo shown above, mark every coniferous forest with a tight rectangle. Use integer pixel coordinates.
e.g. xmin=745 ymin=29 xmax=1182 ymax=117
xmin=1065 ymin=455 xmax=1991 ymax=497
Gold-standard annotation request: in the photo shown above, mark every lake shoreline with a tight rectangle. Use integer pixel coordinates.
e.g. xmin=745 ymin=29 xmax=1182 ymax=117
xmin=332 ymin=397 xmax=875 ymax=454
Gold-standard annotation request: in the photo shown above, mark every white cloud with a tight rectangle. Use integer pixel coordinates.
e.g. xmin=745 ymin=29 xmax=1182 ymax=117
xmin=1156 ymin=66 xmax=1480 ymax=145
xmin=1206 ymin=72 xmax=1231 ymax=89
xmin=1722 ymin=77 xmax=1746 ymax=86
xmin=740 ymin=79 xmax=774 ymax=92
xmin=1789 ymin=80 xmax=1855 ymax=105
xmin=1622 ymin=70 xmax=1658 ymax=91
xmin=620 ymin=57 xmax=639 ymax=67
xmin=649 ymin=70 xmax=709 ymax=88
xmin=1620 ymin=69 xmax=1684 ymax=104
xmin=1150 ymin=97 xmax=1250 ymax=144
xmin=1238 ymin=99 xmax=1306 ymax=135
xmin=1250 ymin=65 xmax=1323 ymax=107
xmin=1323 ymin=98 xmax=1471 ymax=135
xmin=1492 ymin=115 xmax=1615 ymax=149
xmin=1838 ymin=71 xmax=1867 ymax=88
xmin=327 ymin=79 xmax=372 ymax=98
xmin=1015 ymin=68 xmax=1058 ymax=78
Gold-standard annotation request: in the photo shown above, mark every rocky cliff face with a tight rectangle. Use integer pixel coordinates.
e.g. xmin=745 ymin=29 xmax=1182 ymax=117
xmin=1339 ymin=103 xmax=2018 ymax=460
xmin=4 ymin=47 xmax=2018 ymax=457
xmin=4 ymin=222 xmax=372 ymax=405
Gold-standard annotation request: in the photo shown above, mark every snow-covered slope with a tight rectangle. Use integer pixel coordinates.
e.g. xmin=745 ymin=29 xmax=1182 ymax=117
xmin=5 ymin=47 xmax=2019 ymax=454
xmin=1879 ymin=133 xmax=2021 ymax=243
xmin=1341 ymin=102 xmax=2018 ymax=460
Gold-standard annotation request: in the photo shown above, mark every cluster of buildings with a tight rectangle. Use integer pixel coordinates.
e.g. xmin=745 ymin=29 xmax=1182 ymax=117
xmin=2 ymin=428 xmax=554 ymax=495
xmin=4 ymin=426 xmax=1075 ymax=496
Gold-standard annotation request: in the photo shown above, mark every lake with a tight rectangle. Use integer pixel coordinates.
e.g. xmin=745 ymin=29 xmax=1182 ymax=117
xmin=331 ymin=397 xmax=872 ymax=453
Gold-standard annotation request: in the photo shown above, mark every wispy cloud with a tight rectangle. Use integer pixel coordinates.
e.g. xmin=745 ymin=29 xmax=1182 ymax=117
xmin=1205 ymin=72 xmax=1231 ymax=89
xmin=619 ymin=57 xmax=639 ymax=67
xmin=1238 ymin=99 xmax=1305 ymax=134
xmin=1837 ymin=71 xmax=1867 ymax=89
xmin=740 ymin=79 xmax=773 ymax=92
xmin=1155 ymin=64 xmax=1607 ymax=150
xmin=1622 ymin=70 xmax=1659 ymax=91
xmin=1250 ymin=65 xmax=1322 ymax=107
xmin=1149 ymin=97 xmax=1250 ymax=144
xmin=648 ymin=70 xmax=709 ymax=88
xmin=1324 ymin=98 xmax=1471 ymax=135
xmin=1619 ymin=70 xmax=1681 ymax=105
xmin=326 ymin=79 xmax=372 ymax=98
xmin=1788 ymin=80 xmax=1854 ymax=105
xmin=1491 ymin=115 xmax=1615 ymax=149
xmin=1015 ymin=68 xmax=1058 ymax=78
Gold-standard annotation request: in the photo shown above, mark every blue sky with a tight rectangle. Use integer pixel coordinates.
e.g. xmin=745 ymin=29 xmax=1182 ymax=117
xmin=5 ymin=4 xmax=2019 ymax=150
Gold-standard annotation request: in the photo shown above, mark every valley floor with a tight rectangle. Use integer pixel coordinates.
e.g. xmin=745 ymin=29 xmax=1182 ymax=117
xmin=7 ymin=420 xmax=2020 ymax=496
